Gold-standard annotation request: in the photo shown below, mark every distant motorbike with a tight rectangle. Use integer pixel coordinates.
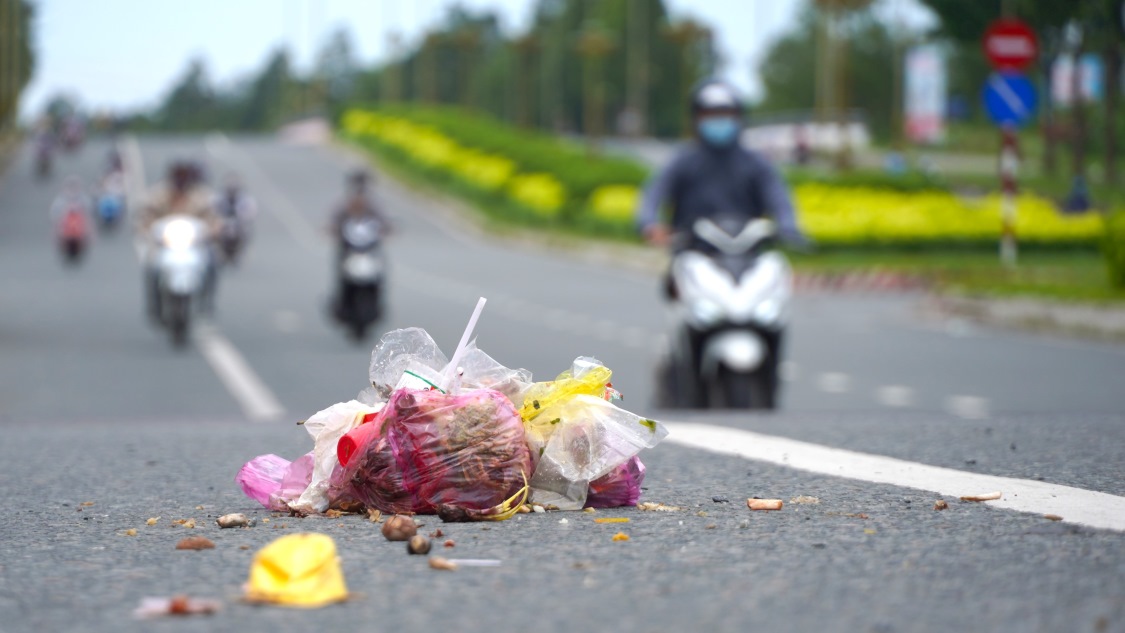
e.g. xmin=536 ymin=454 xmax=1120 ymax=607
xmin=149 ymin=214 xmax=212 ymax=348
xmin=95 ymin=192 xmax=126 ymax=231
xmin=656 ymin=216 xmax=792 ymax=409
xmin=35 ymin=145 xmax=53 ymax=180
xmin=57 ymin=207 xmax=89 ymax=265
xmin=332 ymin=215 xmax=386 ymax=341
xmin=216 ymin=214 xmax=245 ymax=264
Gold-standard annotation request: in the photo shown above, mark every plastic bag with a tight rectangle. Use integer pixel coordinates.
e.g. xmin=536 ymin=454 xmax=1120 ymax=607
xmin=237 ymin=452 xmax=314 ymax=511
xmin=331 ymin=388 xmax=532 ymax=521
xmin=244 ymin=533 xmax=348 ymax=608
xmin=585 ymin=456 xmax=646 ymax=508
xmin=457 ymin=343 xmax=532 ymax=406
xmin=290 ymin=400 xmax=381 ymax=514
xmin=369 ymin=328 xmax=448 ymax=399
xmin=528 ymin=394 xmax=667 ymax=510
xmin=520 ymin=357 xmax=612 ymax=457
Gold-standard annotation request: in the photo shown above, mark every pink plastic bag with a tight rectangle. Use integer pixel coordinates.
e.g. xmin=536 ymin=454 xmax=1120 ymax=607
xmin=236 ymin=452 xmax=314 ymax=511
xmin=329 ymin=388 xmax=532 ymax=521
xmin=585 ymin=456 xmax=646 ymax=508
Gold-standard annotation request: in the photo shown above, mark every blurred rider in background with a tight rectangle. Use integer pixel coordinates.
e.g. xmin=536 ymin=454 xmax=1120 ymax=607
xmin=138 ymin=161 xmax=221 ymax=319
xmin=49 ymin=176 xmax=91 ymax=232
xmin=636 ymin=80 xmax=807 ymax=252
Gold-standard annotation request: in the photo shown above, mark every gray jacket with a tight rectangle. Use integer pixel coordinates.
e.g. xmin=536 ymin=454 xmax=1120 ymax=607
xmin=636 ymin=142 xmax=805 ymax=246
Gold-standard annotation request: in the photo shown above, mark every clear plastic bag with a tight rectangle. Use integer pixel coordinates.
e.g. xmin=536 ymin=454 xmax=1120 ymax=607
xmin=330 ymin=388 xmax=532 ymax=521
xmin=290 ymin=400 xmax=381 ymax=514
xmin=520 ymin=357 xmax=612 ymax=457
xmin=528 ymin=394 xmax=667 ymax=510
xmin=368 ymin=328 xmax=449 ymax=399
xmin=457 ymin=343 xmax=532 ymax=406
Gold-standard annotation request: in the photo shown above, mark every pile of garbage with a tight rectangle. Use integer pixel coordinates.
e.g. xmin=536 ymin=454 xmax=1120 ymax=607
xmin=237 ymin=298 xmax=668 ymax=522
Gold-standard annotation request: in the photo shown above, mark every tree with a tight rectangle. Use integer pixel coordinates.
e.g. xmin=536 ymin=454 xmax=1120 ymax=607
xmin=0 ymin=0 xmax=34 ymax=131
xmin=757 ymin=5 xmax=899 ymax=142
xmin=239 ymin=48 xmax=295 ymax=129
xmin=157 ymin=58 xmax=217 ymax=131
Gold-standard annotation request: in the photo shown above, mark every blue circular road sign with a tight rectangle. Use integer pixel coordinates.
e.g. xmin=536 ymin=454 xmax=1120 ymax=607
xmin=983 ymin=72 xmax=1038 ymax=127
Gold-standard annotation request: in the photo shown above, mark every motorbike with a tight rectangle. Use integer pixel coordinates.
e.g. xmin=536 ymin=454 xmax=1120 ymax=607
xmin=148 ymin=215 xmax=212 ymax=348
xmin=95 ymin=192 xmax=126 ymax=231
xmin=656 ymin=216 xmax=792 ymax=410
xmin=57 ymin=208 xmax=89 ymax=265
xmin=35 ymin=145 xmax=53 ymax=180
xmin=332 ymin=215 xmax=386 ymax=341
xmin=216 ymin=214 xmax=245 ymax=264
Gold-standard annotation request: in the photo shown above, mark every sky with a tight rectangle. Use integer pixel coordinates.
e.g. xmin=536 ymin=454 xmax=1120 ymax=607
xmin=20 ymin=0 xmax=934 ymax=119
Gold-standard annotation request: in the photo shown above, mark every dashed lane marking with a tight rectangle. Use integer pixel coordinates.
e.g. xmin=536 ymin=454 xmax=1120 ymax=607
xmin=664 ymin=422 xmax=1125 ymax=532
xmin=195 ymin=323 xmax=286 ymax=422
xmin=817 ymin=372 xmax=851 ymax=394
xmin=876 ymin=385 xmax=915 ymax=408
xmin=945 ymin=395 xmax=990 ymax=420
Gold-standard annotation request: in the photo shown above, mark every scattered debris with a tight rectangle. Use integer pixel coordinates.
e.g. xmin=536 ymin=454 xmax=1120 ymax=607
xmin=637 ymin=502 xmax=681 ymax=512
xmin=864 ymin=528 xmax=877 ymax=535
xmin=558 ymin=518 xmax=568 ymax=524
xmin=960 ymin=492 xmax=1002 ymax=502
xmin=195 ymin=505 xmax=205 ymax=511
xmin=216 ymin=514 xmax=250 ymax=529
xmin=705 ymin=524 xmax=717 ymax=529
xmin=407 ymin=535 xmax=431 ymax=555
xmin=747 ymin=499 xmax=783 ymax=511
xmin=146 ymin=517 xmax=160 ymax=526
xmin=133 ymin=595 xmax=221 ymax=619
xmin=1044 ymin=514 xmax=1063 ymax=522
xmin=367 ymin=509 xmax=382 ymax=523
xmin=430 ymin=528 xmax=444 ymax=538
xmin=429 ymin=556 xmax=458 ymax=571
xmin=711 ymin=496 xmax=730 ymax=503
xmin=517 ymin=505 xmax=531 ymax=514
xmin=382 ymin=515 xmax=417 ymax=541
xmin=532 ymin=505 xmax=545 ymax=513
xmin=593 ymin=517 xmax=629 ymax=524
xmin=611 ymin=532 xmax=630 ymax=542
xmin=583 ymin=507 xmax=596 ymax=513
xmin=244 ymin=533 xmax=348 ymax=607
xmin=443 ymin=539 xmax=456 ymax=548
xmin=176 ymin=536 xmax=215 ymax=550
xmin=934 ymin=500 xmax=949 ymax=511
xmin=122 ymin=529 xmax=137 ymax=537
xmin=172 ymin=518 xmax=196 ymax=529
xmin=324 ymin=509 xmax=345 ymax=519
xmin=845 ymin=513 xmax=870 ymax=520
xmin=695 ymin=511 xmax=708 ymax=518
xmin=80 ymin=501 xmax=95 ymax=507
xmin=790 ymin=496 xmax=820 ymax=505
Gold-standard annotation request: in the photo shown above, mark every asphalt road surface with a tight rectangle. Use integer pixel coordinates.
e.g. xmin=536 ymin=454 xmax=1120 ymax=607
xmin=0 ymin=135 xmax=1122 ymax=633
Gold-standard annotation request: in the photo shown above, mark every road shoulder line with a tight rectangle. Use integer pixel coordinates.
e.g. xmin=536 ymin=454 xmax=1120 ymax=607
xmin=665 ymin=421 xmax=1125 ymax=532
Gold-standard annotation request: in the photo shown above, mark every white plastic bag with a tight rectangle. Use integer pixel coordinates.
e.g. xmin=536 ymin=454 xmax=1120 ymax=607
xmin=290 ymin=400 xmax=382 ymax=514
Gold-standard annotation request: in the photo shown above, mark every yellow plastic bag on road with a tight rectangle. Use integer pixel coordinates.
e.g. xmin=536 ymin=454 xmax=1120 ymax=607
xmin=244 ymin=533 xmax=348 ymax=608
xmin=519 ymin=357 xmax=612 ymax=455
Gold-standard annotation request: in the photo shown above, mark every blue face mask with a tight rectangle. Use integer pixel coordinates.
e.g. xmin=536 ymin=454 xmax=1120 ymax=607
xmin=697 ymin=116 xmax=741 ymax=147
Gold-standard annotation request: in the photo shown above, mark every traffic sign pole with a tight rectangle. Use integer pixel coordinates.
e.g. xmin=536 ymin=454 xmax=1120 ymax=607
xmin=999 ymin=128 xmax=1020 ymax=266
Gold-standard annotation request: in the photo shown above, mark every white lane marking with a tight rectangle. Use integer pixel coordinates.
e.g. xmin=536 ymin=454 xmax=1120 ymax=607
xmin=817 ymin=372 xmax=851 ymax=394
xmin=876 ymin=385 xmax=915 ymax=408
xmin=946 ymin=395 xmax=990 ymax=420
xmin=664 ymin=422 xmax=1125 ymax=532
xmin=195 ymin=323 xmax=286 ymax=422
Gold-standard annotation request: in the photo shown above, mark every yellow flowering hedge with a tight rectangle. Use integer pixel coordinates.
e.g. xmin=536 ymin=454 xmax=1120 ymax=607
xmin=342 ymin=108 xmax=1104 ymax=247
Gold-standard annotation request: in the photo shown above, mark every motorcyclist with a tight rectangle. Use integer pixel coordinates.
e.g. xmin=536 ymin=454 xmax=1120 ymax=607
xmin=138 ymin=161 xmax=222 ymax=319
xmin=636 ymin=80 xmax=807 ymax=253
xmin=213 ymin=173 xmax=258 ymax=264
xmin=328 ymin=169 xmax=389 ymax=319
xmin=49 ymin=176 xmax=91 ymax=234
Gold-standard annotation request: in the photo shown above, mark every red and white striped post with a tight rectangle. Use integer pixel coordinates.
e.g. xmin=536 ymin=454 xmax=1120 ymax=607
xmin=999 ymin=125 xmax=1020 ymax=266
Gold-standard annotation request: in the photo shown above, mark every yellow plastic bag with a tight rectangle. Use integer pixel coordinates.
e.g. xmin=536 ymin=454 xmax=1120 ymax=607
xmin=519 ymin=358 xmax=612 ymax=453
xmin=244 ymin=533 xmax=348 ymax=608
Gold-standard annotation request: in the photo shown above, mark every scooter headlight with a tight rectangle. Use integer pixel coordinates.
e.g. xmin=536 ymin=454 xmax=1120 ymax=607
xmin=162 ymin=219 xmax=198 ymax=250
xmin=690 ymin=298 xmax=725 ymax=327
xmin=755 ymin=298 xmax=781 ymax=326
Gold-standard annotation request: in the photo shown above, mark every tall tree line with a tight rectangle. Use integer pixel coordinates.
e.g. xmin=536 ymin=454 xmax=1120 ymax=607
xmin=0 ymin=0 xmax=34 ymax=133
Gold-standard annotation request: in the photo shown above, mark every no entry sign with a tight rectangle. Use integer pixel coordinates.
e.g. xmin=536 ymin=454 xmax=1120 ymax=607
xmin=983 ymin=19 xmax=1038 ymax=71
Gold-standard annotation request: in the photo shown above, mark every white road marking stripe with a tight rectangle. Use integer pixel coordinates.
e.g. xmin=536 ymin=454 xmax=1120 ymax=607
xmin=946 ymin=395 xmax=990 ymax=420
xmin=876 ymin=385 xmax=915 ymax=408
xmin=817 ymin=372 xmax=851 ymax=394
xmin=664 ymin=422 xmax=1125 ymax=532
xmin=195 ymin=323 xmax=286 ymax=422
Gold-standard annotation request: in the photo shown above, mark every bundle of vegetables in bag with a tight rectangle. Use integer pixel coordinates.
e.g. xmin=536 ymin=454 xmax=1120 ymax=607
xmin=329 ymin=387 xmax=532 ymax=521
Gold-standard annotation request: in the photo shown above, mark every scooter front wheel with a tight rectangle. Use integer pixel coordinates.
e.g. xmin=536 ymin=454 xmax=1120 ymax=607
xmin=716 ymin=365 xmax=773 ymax=410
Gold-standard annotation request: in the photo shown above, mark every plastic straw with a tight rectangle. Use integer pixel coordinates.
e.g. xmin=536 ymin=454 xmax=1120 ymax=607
xmin=442 ymin=297 xmax=487 ymax=392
